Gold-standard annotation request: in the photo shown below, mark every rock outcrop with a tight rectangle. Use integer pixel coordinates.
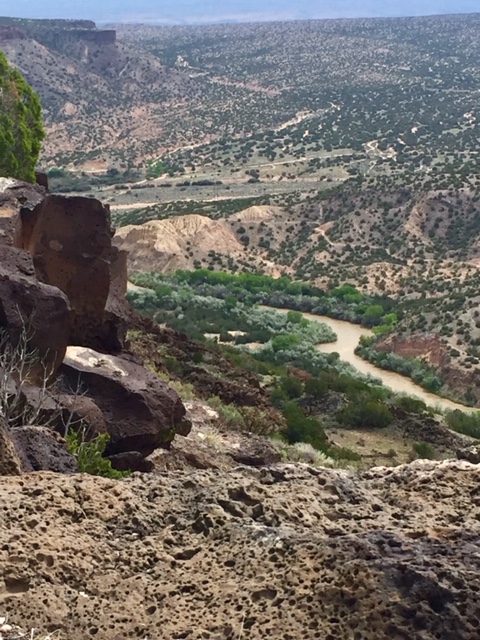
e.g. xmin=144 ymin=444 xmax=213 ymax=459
xmin=457 ymin=444 xmax=480 ymax=464
xmin=11 ymin=426 xmax=77 ymax=473
xmin=0 ymin=460 xmax=479 ymax=639
xmin=16 ymin=192 xmax=129 ymax=351
xmin=0 ymin=418 xmax=30 ymax=475
xmin=113 ymin=215 xmax=246 ymax=273
xmin=0 ymin=179 xmax=188 ymax=471
xmin=374 ymin=332 xmax=480 ymax=406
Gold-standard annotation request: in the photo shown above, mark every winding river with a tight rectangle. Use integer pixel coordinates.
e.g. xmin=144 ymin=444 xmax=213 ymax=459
xmin=265 ymin=307 xmax=476 ymax=414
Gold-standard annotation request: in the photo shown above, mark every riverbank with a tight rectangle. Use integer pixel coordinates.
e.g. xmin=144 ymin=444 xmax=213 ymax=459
xmin=262 ymin=306 xmax=476 ymax=414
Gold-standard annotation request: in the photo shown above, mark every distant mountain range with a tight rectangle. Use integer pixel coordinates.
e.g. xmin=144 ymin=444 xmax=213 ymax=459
xmin=6 ymin=0 xmax=480 ymax=24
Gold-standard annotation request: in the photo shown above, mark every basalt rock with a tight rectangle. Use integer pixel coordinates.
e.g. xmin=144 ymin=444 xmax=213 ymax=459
xmin=11 ymin=426 xmax=77 ymax=473
xmin=61 ymin=346 xmax=191 ymax=457
xmin=0 ymin=245 xmax=72 ymax=377
xmin=391 ymin=406 xmax=467 ymax=451
xmin=16 ymin=194 xmax=129 ymax=351
xmin=457 ymin=445 xmax=480 ymax=464
xmin=108 ymin=451 xmax=155 ymax=473
xmin=19 ymin=384 xmax=108 ymax=439
xmin=0 ymin=181 xmax=129 ymax=353
xmin=0 ymin=178 xmax=45 ymax=247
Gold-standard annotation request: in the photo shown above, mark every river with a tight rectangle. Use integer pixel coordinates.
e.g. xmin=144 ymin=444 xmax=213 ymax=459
xmin=264 ymin=307 xmax=476 ymax=414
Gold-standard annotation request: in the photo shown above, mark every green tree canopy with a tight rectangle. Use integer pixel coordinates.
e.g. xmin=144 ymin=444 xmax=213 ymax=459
xmin=0 ymin=50 xmax=44 ymax=182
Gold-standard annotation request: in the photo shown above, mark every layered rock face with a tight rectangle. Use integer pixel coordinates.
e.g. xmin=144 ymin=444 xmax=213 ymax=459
xmin=0 ymin=179 xmax=188 ymax=472
xmin=0 ymin=460 xmax=479 ymax=639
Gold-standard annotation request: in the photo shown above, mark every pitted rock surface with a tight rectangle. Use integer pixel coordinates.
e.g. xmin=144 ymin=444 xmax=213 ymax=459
xmin=0 ymin=418 xmax=30 ymax=475
xmin=0 ymin=460 xmax=479 ymax=639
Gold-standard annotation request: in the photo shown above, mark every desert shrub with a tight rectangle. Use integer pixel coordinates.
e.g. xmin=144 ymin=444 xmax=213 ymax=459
xmin=238 ymin=406 xmax=281 ymax=436
xmin=392 ymin=395 xmax=428 ymax=414
xmin=410 ymin=441 xmax=436 ymax=460
xmin=327 ymin=446 xmax=362 ymax=462
xmin=66 ymin=430 xmax=130 ymax=479
xmin=275 ymin=441 xmax=337 ymax=467
xmin=271 ymin=333 xmax=302 ymax=352
xmin=304 ymin=377 xmax=329 ymax=399
xmin=280 ymin=375 xmax=304 ymax=399
xmin=445 ymin=410 xmax=480 ymax=439
xmin=168 ymin=380 xmax=197 ymax=400
xmin=336 ymin=398 xmax=394 ymax=429
xmin=192 ymin=351 xmax=204 ymax=364
xmin=164 ymin=355 xmax=184 ymax=376
xmin=281 ymin=402 xmax=328 ymax=450
xmin=207 ymin=396 xmax=245 ymax=430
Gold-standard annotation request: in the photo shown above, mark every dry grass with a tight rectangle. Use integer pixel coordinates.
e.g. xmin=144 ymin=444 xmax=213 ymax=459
xmin=0 ymin=617 xmax=62 ymax=640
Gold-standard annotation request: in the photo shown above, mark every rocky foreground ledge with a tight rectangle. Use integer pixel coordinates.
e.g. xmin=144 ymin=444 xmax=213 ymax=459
xmin=0 ymin=459 xmax=479 ymax=640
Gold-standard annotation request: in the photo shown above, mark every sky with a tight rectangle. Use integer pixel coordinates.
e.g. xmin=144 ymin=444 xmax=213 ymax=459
xmin=3 ymin=1 xmax=479 ymax=24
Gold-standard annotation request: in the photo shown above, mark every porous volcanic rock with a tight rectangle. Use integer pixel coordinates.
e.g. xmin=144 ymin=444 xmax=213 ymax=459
xmin=61 ymin=346 xmax=191 ymax=456
xmin=0 ymin=418 xmax=30 ymax=475
xmin=11 ymin=426 xmax=77 ymax=473
xmin=0 ymin=460 xmax=479 ymax=639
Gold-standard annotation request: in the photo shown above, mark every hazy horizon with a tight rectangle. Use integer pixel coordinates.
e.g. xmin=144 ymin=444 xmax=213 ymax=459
xmin=3 ymin=1 xmax=480 ymax=25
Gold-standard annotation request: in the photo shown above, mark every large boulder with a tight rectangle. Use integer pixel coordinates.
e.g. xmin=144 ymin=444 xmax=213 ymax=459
xmin=15 ymin=194 xmax=129 ymax=351
xmin=0 ymin=181 xmax=130 ymax=352
xmin=61 ymin=346 xmax=191 ymax=457
xmin=11 ymin=426 xmax=77 ymax=473
xmin=0 ymin=245 xmax=72 ymax=377
xmin=457 ymin=445 xmax=480 ymax=464
xmin=19 ymin=383 xmax=107 ymax=438
xmin=100 ymin=246 xmax=131 ymax=351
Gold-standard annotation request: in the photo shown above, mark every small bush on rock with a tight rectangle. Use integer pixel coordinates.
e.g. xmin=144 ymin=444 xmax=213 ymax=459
xmin=66 ymin=430 xmax=130 ymax=479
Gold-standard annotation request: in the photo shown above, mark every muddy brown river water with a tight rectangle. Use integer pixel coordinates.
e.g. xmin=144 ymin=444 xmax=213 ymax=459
xmin=264 ymin=307 xmax=475 ymax=414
